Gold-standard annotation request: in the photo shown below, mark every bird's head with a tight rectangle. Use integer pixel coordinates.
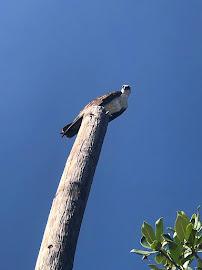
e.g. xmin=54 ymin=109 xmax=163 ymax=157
xmin=121 ymin=84 xmax=131 ymax=95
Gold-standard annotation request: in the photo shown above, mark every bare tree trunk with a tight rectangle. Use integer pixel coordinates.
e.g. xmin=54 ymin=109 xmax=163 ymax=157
xmin=35 ymin=106 xmax=109 ymax=270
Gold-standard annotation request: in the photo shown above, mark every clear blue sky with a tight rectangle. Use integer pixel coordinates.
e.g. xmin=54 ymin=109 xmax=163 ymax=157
xmin=1 ymin=1 xmax=202 ymax=269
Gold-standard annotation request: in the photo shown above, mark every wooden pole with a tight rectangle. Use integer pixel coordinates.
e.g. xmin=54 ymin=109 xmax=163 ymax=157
xmin=35 ymin=106 xmax=109 ymax=270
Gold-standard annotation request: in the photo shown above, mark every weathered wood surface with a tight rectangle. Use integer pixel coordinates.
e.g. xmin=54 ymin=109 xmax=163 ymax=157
xmin=35 ymin=106 xmax=109 ymax=270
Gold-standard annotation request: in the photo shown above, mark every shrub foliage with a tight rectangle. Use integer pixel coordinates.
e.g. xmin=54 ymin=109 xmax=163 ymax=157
xmin=131 ymin=208 xmax=202 ymax=270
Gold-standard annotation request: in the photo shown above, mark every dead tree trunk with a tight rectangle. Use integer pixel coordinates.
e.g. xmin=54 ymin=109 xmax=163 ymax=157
xmin=35 ymin=106 xmax=109 ymax=270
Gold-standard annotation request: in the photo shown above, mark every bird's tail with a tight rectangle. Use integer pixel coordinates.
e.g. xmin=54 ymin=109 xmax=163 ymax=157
xmin=61 ymin=117 xmax=83 ymax=138
xmin=60 ymin=123 xmax=72 ymax=137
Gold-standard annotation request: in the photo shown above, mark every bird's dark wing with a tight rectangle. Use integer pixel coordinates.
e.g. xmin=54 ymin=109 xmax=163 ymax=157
xmin=109 ymin=108 xmax=126 ymax=121
xmin=83 ymin=91 xmax=122 ymax=110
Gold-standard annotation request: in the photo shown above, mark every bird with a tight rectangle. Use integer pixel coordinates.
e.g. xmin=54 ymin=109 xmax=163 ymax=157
xmin=61 ymin=84 xmax=131 ymax=138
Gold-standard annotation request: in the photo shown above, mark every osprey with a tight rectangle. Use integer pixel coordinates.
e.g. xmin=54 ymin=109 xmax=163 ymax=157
xmin=61 ymin=84 xmax=131 ymax=138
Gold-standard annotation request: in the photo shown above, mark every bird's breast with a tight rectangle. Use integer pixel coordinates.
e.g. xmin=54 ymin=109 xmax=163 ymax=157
xmin=104 ymin=95 xmax=128 ymax=114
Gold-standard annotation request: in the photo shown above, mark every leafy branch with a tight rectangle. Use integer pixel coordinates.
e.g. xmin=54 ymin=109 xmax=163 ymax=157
xmin=131 ymin=207 xmax=202 ymax=270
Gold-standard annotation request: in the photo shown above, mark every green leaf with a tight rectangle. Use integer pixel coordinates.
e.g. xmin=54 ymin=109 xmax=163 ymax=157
xmin=160 ymin=256 xmax=168 ymax=267
xmin=155 ymin=218 xmax=164 ymax=242
xmin=168 ymin=241 xmax=183 ymax=265
xmin=140 ymin=236 xmax=151 ymax=249
xmin=195 ymin=206 xmax=201 ymax=229
xmin=148 ymin=264 xmax=162 ymax=270
xmin=130 ymin=249 xmax=157 ymax=256
xmin=197 ymin=258 xmax=202 ymax=270
xmin=178 ymin=211 xmax=189 ymax=219
xmin=187 ymin=229 xmax=197 ymax=247
xmin=155 ymin=253 xmax=164 ymax=264
xmin=197 ymin=228 xmax=202 ymax=238
xmin=194 ymin=212 xmax=200 ymax=231
xmin=173 ymin=233 xmax=181 ymax=244
xmin=162 ymin=234 xmax=173 ymax=242
xmin=184 ymin=249 xmax=193 ymax=259
xmin=197 ymin=236 xmax=202 ymax=246
xmin=191 ymin=213 xmax=196 ymax=224
xmin=191 ymin=210 xmax=201 ymax=231
xmin=183 ymin=260 xmax=190 ymax=270
xmin=142 ymin=222 xmax=156 ymax=244
xmin=151 ymin=240 xmax=161 ymax=251
xmin=197 ymin=221 xmax=202 ymax=231
xmin=186 ymin=223 xmax=194 ymax=241
xmin=175 ymin=211 xmax=190 ymax=241
xmin=181 ymin=256 xmax=195 ymax=268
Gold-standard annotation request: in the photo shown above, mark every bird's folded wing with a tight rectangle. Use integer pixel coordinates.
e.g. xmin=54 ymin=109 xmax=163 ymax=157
xmin=82 ymin=91 xmax=122 ymax=110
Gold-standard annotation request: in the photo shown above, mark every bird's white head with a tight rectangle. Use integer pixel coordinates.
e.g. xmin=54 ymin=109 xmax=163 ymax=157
xmin=121 ymin=84 xmax=131 ymax=95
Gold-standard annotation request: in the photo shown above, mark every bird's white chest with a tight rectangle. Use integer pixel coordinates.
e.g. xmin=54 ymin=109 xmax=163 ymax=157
xmin=104 ymin=94 xmax=128 ymax=114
